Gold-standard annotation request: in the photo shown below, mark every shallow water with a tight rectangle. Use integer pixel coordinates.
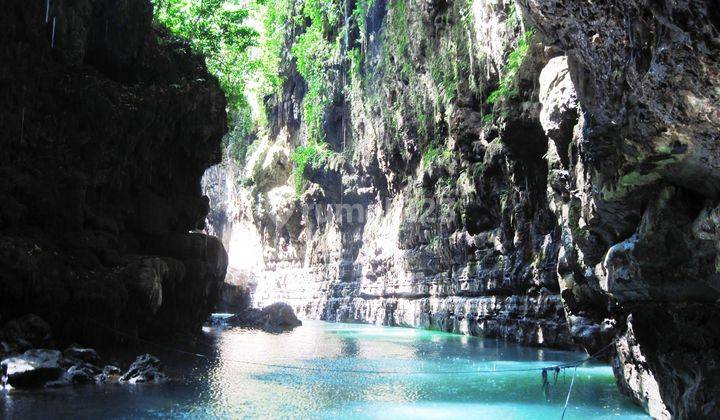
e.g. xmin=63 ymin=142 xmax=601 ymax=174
xmin=1 ymin=320 xmax=647 ymax=419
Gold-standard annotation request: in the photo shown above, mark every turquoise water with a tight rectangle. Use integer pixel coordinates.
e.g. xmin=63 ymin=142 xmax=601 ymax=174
xmin=1 ymin=320 xmax=647 ymax=419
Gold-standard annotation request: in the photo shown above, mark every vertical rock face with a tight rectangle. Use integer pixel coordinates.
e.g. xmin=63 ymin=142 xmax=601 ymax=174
xmin=520 ymin=1 xmax=720 ymax=417
xmin=224 ymin=0 xmax=577 ymax=347
xmin=205 ymin=0 xmax=719 ymax=416
xmin=0 ymin=0 xmax=228 ymax=344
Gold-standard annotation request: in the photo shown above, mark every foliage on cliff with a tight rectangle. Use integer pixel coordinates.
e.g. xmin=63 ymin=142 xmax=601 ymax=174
xmin=152 ymin=0 xmax=257 ymax=106
xmin=151 ymin=0 xmax=259 ymax=161
xmin=151 ymin=0 xmax=342 ymax=177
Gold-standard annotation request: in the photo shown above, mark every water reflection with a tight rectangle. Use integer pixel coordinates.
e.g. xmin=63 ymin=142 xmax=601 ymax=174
xmin=0 ymin=320 xmax=648 ymax=419
xmin=194 ymin=321 xmax=647 ymax=419
xmin=340 ymin=336 xmax=360 ymax=358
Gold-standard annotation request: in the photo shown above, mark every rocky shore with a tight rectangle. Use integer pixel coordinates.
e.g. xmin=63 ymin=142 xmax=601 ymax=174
xmin=1 ymin=314 xmax=165 ymax=390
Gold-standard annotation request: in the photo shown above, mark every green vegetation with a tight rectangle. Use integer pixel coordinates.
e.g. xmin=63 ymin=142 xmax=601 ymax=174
xmin=151 ymin=0 xmax=267 ymax=163
xmin=430 ymin=55 xmax=459 ymax=103
xmin=601 ymin=153 xmax=677 ymax=201
xmin=258 ymin=0 xmax=292 ymax=96
xmin=152 ymin=0 xmax=258 ymax=105
xmin=291 ymin=0 xmax=342 ymax=142
xmin=352 ymin=0 xmax=375 ymax=41
xmin=506 ymin=3 xmax=521 ymax=28
xmin=291 ymin=141 xmax=333 ymax=194
xmin=149 ymin=0 xmax=501 ymax=197
xmin=389 ymin=0 xmax=410 ymax=64
xmin=287 ymin=0 xmax=345 ymax=191
xmin=422 ymin=145 xmax=451 ymax=167
xmin=291 ymin=22 xmax=336 ymax=145
xmin=152 ymin=0 xmax=342 ymax=189
xmin=370 ymin=0 xmax=478 ymax=171
xmin=348 ymin=47 xmax=363 ymax=82
xmin=487 ymin=29 xmax=534 ymax=105
xmin=568 ymin=201 xmax=590 ymax=240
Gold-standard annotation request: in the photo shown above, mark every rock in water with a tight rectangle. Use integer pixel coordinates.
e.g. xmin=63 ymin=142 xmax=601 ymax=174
xmin=261 ymin=303 xmax=303 ymax=330
xmin=65 ymin=364 xmax=101 ymax=385
xmin=63 ymin=347 xmax=101 ymax=365
xmin=1 ymin=349 xmax=62 ymax=388
xmin=226 ymin=303 xmax=302 ymax=333
xmin=120 ymin=354 xmax=166 ymax=384
xmin=94 ymin=365 xmax=122 ymax=384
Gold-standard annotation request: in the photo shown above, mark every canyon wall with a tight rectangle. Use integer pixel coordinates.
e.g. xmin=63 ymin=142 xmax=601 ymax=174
xmin=207 ymin=0 xmax=719 ymax=417
xmin=0 ymin=0 xmax=228 ymax=346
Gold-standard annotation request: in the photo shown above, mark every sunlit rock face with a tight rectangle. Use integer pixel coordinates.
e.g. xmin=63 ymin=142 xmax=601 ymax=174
xmin=203 ymin=161 xmax=263 ymax=313
xmin=0 ymin=0 xmax=228 ymax=344
xmin=216 ymin=0 xmax=575 ymax=350
xmin=199 ymin=0 xmax=719 ymax=415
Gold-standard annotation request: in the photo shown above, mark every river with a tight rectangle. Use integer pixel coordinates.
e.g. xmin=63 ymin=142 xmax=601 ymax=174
xmin=1 ymin=319 xmax=648 ymax=419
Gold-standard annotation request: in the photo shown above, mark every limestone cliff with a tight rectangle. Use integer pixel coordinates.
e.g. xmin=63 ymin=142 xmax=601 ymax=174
xmin=0 ymin=0 xmax=228 ymax=345
xmin=206 ymin=0 xmax=719 ymax=417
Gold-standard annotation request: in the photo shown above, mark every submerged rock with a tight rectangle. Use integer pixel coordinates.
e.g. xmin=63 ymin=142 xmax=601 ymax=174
xmin=226 ymin=303 xmax=302 ymax=333
xmin=119 ymin=354 xmax=166 ymax=384
xmin=1 ymin=349 xmax=63 ymax=389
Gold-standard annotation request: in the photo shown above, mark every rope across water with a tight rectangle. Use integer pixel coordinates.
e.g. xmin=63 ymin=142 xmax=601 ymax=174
xmin=89 ymin=319 xmax=615 ymax=376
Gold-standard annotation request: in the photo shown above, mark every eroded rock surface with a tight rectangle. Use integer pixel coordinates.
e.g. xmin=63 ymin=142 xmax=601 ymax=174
xmin=0 ymin=0 xmax=228 ymax=344
xmin=119 ymin=354 xmax=166 ymax=384
xmin=203 ymin=0 xmax=720 ymax=416
xmin=1 ymin=349 xmax=63 ymax=389
xmin=521 ymin=1 xmax=720 ymax=417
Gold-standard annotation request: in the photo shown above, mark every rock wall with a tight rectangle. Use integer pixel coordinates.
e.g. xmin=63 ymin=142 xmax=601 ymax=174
xmin=205 ymin=0 xmax=720 ymax=416
xmin=521 ymin=1 xmax=720 ymax=418
xmin=218 ymin=0 xmax=578 ymax=347
xmin=0 ymin=0 xmax=228 ymax=346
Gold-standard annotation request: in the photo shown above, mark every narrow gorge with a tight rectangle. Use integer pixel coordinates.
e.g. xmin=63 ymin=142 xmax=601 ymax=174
xmin=1 ymin=0 xmax=719 ymax=419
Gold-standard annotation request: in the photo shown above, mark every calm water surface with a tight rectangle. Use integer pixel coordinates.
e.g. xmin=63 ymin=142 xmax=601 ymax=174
xmin=1 ymin=319 xmax=647 ymax=419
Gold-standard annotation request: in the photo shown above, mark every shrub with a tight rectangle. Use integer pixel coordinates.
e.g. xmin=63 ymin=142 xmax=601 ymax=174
xmin=422 ymin=145 xmax=451 ymax=167
xmin=291 ymin=142 xmax=332 ymax=194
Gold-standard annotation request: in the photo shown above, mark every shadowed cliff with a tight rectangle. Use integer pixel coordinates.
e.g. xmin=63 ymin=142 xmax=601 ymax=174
xmin=0 ymin=0 xmax=228 ymax=346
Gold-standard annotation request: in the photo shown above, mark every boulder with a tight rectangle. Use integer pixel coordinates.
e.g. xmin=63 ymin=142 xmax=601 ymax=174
xmin=261 ymin=303 xmax=303 ymax=329
xmin=216 ymin=270 xmax=253 ymax=313
xmin=1 ymin=349 xmax=63 ymax=388
xmin=119 ymin=354 xmax=166 ymax=384
xmin=63 ymin=346 xmax=101 ymax=365
xmin=94 ymin=365 xmax=122 ymax=384
xmin=120 ymin=256 xmax=168 ymax=316
xmin=65 ymin=363 xmax=101 ymax=385
xmin=226 ymin=303 xmax=302 ymax=333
